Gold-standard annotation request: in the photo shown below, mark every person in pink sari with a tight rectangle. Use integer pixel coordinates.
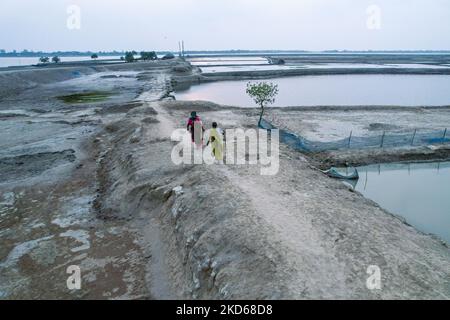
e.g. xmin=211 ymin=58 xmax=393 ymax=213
xmin=186 ymin=111 xmax=205 ymax=146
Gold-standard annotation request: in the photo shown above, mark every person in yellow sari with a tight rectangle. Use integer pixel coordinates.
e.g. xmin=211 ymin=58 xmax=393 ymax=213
xmin=207 ymin=122 xmax=224 ymax=162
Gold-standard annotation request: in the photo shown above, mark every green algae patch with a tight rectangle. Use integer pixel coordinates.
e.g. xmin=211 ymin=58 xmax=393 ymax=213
xmin=57 ymin=91 xmax=114 ymax=104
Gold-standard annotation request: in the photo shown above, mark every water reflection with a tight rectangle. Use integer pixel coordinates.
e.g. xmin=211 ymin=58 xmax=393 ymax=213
xmin=348 ymin=162 xmax=450 ymax=243
xmin=174 ymin=75 xmax=450 ymax=106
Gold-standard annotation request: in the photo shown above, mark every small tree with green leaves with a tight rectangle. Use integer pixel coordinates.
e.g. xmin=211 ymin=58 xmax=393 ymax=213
xmin=140 ymin=51 xmax=157 ymax=61
xmin=52 ymin=56 xmax=61 ymax=63
xmin=91 ymin=53 xmax=98 ymax=60
xmin=246 ymin=82 xmax=279 ymax=126
xmin=39 ymin=56 xmax=49 ymax=64
xmin=124 ymin=51 xmax=135 ymax=63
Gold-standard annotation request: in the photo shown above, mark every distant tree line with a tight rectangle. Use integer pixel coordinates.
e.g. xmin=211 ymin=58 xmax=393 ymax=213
xmin=0 ymin=50 xmax=127 ymax=57
xmin=122 ymin=51 xmax=158 ymax=63
xmin=38 ymin=56 xmax=60 ymax=64
xmin=3 ymin=49 xmax=450 ymax=58
xmin=36 ymin=51 xmax=163 ymax=65
xmin=140 ymin=51 xmax=157 ymax=61
xmin=4 ymin=49 xmax=177 ymax=65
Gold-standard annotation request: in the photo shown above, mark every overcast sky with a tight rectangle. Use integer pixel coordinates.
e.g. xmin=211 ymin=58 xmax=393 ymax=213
xmin=1 ymin=0 xmax=450 ymax=52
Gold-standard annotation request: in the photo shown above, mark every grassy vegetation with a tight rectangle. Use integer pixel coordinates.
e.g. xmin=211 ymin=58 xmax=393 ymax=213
xmin=57 ymin=91 xmax=114 ymax=104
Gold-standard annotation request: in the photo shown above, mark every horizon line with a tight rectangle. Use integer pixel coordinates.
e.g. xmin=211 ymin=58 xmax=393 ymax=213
xmin=2 ymin=49 xmax=450 ymax=55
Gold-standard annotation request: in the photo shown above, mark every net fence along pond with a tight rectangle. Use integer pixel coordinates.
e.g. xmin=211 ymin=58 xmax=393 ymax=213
xmin=259 ymin=119 xmax=450 ymax=153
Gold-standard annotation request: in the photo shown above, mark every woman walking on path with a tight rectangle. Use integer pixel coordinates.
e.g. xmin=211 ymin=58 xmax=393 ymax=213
xmin=186 ymin=111 xmax=204 ymax=147
xmin=207 ymin=122 xmax=224 ymax=163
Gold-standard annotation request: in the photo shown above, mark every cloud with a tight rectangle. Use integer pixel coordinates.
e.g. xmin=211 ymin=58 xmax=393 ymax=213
xmin=0 ymin=0 xmax=449 ymax=51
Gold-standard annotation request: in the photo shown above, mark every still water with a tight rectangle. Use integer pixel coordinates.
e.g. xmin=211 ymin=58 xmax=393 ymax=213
xmin=174 ymin=75 xmax=450 ymax=106
xmin=199 ymin=65 xmax=303 ymax=73
xmin=0 ymin=56 xmax=121 ymax=68
xmin=188 ymin=57 xmax=268 ymax=66
xmin=352 ymin=162 xmax=450 ymax=243
xmin=198 ymin=63 xmax=450 ymax=74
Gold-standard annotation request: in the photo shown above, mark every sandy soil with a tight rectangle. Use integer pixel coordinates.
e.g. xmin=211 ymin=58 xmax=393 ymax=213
xmin=265 ymin=107 xmax=450 ymax=142
xmin=262 ymin=106 xmax=450 ymax=167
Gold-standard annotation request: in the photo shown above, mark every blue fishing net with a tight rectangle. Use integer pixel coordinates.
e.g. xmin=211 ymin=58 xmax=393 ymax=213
xmin=259 ymin=119 xmax=450 ymax=153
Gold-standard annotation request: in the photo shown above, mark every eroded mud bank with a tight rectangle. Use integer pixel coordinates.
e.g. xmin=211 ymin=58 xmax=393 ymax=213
xmin=0 ymin=59 xmax=192 ymax=299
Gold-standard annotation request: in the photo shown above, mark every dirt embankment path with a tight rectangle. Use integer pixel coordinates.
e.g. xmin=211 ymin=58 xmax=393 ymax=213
xmin=94 ymin=100 xmax=450 ymax=299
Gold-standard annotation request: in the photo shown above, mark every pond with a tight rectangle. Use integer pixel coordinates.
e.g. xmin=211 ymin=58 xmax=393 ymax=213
xmin=350 ymin=162 xmax=450 ymax=243
xmin=198 ymin=63 xmax=450 ymax=74
xmin=57 ymin=91 xmax=115 ymax=104
xmin=199 ymin=65 xmax=303 ymax=73
xmin=174 ymin=75 xmax=450 ymax=107
xmin=0 ymin=56 xmax=122 ymax=68
xmin=188 ymin=57 xmax=268 ymax=66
